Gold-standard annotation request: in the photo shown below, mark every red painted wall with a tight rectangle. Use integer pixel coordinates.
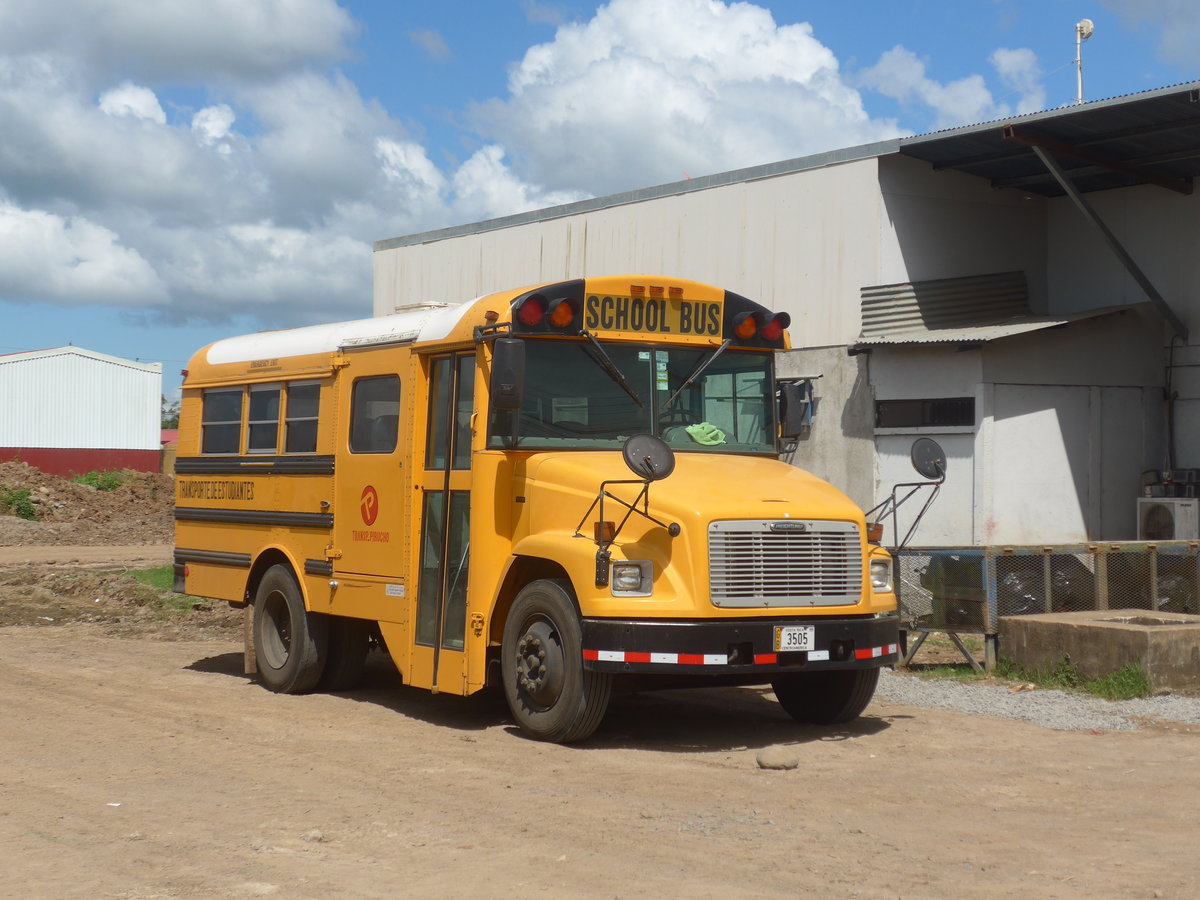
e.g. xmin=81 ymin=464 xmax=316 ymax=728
xmin=0 ymin=448 xmax=162 ymax=477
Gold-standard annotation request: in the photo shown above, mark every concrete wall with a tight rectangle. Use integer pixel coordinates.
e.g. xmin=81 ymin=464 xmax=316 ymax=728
xmin=777 ymin=347 xmax=875 ymax=511
xmin=869 ymin=308 xmax=1164 ymax=545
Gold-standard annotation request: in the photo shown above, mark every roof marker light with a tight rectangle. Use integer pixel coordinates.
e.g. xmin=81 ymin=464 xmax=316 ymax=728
xmin=761 ymin=312 xmax=791 ymax=343
xmin=516 ymin=294 xmax=547 ymax=327
xmin=732 ymin=312 xmax=759 ymax=340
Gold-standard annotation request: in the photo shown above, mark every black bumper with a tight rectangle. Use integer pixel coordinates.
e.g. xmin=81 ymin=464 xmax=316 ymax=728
xmin=581 ymin=615 xmax=899 ymax=675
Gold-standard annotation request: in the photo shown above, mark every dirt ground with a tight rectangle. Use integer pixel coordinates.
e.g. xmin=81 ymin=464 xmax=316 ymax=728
xmin=1 ymin=469 xmax=1199 ymax=898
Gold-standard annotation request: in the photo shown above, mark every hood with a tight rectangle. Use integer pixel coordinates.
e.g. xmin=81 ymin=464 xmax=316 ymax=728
xmin=522 ymin=451 xmax=863 ymax=535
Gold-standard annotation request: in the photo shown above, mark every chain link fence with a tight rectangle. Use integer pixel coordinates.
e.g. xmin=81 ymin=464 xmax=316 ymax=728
xmin=896 ymin=543 xmax=1200 ymax=634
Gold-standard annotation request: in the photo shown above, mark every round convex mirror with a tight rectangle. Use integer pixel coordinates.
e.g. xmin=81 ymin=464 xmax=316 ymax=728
xmin=622 ymin=434 xmax=676 ymax=481
xmin=910 ymin=437 xmax=946 ymax=481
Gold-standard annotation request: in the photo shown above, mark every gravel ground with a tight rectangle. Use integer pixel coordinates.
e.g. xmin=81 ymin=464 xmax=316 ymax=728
xmin=878 ymin=668 xmax=1200 ymax=731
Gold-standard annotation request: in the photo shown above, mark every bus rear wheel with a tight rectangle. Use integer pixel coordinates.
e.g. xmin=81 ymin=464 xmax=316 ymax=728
xmin=771 ymin=667 xmax=880 ymax=725
xmin=253 ymin=564 xmax=328 ymax=694
xmin=501 ymin=579 xmax=611 ymax=743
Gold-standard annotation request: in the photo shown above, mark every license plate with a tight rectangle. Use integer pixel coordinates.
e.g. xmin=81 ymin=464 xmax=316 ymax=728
xmin=774 ymin=625 xmax=815 ymax=652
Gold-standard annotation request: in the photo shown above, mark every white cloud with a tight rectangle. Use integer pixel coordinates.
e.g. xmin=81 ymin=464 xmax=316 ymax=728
xmin=98 ymin=82 xmax=166 ymax=123
xmin=472 ymin=0 xmax=901 ymax=195
xmin=859 ymin=46 xmax=997 ymax=129
xmin=452 ymin=145 xmax=586 ymax=222
xmin=192 ymin=105 xmax=235 ymax=145
xmin=1100 ymin=0 xmax=1200 ymax=68
xmin=0 ymin=0 xmax=354 ymax=83
xmin=0 ymin=201 xmax=169 ymax=306
xmin=859 ymin=43 xmax=1047 ymax=130
xmin=990 ymin=48 xmax=1045 ymax=115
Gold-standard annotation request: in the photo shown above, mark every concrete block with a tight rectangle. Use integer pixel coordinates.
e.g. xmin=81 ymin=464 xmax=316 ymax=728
xmin=998 ymin=609 xmax=1200 ymax=693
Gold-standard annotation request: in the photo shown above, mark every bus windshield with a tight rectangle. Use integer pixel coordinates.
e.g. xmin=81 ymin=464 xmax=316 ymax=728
xmin=487 ymin=339 xmax=777 ymax=454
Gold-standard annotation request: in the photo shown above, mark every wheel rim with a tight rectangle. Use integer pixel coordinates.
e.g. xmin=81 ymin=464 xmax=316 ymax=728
xmin=514 ymin=617 xmax=565 ymax=710
xmin=260 ymin=589 xmax=292 ymax=670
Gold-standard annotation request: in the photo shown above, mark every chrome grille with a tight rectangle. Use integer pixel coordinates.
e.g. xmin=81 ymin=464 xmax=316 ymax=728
xmin=708 ymin=520 xmax=863 ymax=608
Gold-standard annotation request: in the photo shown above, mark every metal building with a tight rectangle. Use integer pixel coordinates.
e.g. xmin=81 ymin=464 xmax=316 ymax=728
xmin=0 ymin=346 xmax=163 ymax=475
xmin=373 ymin=82 xmax=1200 ymax=546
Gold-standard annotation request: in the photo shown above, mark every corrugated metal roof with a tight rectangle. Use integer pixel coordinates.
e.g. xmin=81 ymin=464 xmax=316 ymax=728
xmin=0 ymin=345 xmax=161 ymax=373
xmin=898 ymin=81 xmax=1200 ymax=197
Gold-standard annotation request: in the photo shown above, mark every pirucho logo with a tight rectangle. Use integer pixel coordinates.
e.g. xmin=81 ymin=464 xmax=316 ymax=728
xmin=360 ymin=485 xmax=379 ymax=525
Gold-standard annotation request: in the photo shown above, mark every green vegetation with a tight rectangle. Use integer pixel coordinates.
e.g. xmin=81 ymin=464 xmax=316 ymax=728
xmin=0 ymin=485 xmax=37 ymax=520
xmin=130 ymin=566 xmax=206 ymax=616
xmin=71 ymin=470 xmax=127 ymax=491
xmin=995 ymin=655 xmax=1152 ymax=700
xmin=132 ymin=565 xmax=174 ymax=591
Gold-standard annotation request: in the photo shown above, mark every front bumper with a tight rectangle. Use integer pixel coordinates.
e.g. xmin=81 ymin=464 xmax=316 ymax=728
xmin=581 ymin=615 xmax=899 ymax=675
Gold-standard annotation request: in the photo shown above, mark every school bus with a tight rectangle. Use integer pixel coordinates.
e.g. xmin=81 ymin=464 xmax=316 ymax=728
xmin=174 ymin=275 xmax=898 ymax=742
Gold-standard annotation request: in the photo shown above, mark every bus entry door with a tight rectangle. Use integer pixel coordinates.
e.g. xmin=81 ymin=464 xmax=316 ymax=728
xmin=410 ymin=352 xmax=475 ymax=694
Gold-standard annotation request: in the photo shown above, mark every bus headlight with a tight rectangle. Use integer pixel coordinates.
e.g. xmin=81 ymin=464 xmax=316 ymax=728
xmin=611 ymin=560 xmax=653 ymax=597
xmin=870 ymin=558 xmax=893 ymax=592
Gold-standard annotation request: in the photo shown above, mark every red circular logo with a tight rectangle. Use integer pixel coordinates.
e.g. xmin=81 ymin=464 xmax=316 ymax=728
xmin=360 ymin=485 xmax=379 ymax=525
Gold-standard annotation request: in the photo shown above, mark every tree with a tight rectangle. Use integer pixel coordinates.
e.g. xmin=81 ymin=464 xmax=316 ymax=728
xmin=161 ymin=394 xmax=180 ymax=429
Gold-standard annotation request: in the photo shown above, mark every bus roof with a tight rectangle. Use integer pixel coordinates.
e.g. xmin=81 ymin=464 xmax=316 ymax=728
xmin=204 ymin=301 xmax=474 ymax=365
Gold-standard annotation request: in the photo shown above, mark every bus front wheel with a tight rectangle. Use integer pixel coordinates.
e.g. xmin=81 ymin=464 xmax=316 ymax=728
xmin=253 ymin=564 xmax=328 ymax=694
xmin=501 ymin=580 xmax=612 ymax=743
xmin=771 ymin=667 xmax=880 ymax=725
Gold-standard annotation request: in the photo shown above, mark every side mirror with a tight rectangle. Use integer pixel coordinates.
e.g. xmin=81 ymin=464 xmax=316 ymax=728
xmin=490 ymin=338 xmax=525 ymax=411
xmin=777 ymin=381 xmax=809 ymax=438
xmin=910 ymin=437 xmax=946 ymax=481
xmin=622 ymin=434 xmax=675 ymax=481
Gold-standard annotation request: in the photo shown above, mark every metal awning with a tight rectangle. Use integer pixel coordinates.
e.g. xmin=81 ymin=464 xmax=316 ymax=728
xmin=899 ymin=81 xmax=1200 ymax=198
xmin=855 ymin=269 xmax=1144 ymax=347
xmin=855 ymin=305 xmax=1137 ymax=348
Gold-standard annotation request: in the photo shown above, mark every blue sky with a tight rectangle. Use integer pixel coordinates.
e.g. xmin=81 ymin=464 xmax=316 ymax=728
xmin=0 ymin=0 xmax=1194 ymax=399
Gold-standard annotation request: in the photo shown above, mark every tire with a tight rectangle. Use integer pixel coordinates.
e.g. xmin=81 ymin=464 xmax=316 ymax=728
xmin=318 ymin=617 xmax=372 ymax=692
xmin=501 ymin=579 xmax=612 ymax=743
xmin=252 ymin=565 xmax=328 ymax=694
xmin=771 ymin=667 xmax=880 ymax=725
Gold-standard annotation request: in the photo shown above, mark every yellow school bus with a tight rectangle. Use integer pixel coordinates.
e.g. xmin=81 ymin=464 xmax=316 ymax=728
xmin=174 ymin=275 xmax=898 ymax=742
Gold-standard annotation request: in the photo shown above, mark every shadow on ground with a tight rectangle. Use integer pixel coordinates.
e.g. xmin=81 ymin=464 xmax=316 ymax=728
xmin=186 ymin=649 xmax=893 ymax=752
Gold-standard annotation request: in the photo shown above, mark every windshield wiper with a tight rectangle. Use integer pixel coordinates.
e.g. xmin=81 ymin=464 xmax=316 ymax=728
xmin=663 ymin=339 xmax=732 ymax=409
xmin=581 ymin=331 xmax=644 ymax=408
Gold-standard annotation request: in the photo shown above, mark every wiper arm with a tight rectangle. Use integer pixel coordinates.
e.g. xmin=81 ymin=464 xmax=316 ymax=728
xmin=664 ymin=339 xmax=731 ymax=408
xmin=582 ymin=331 xmax=644 ymax=408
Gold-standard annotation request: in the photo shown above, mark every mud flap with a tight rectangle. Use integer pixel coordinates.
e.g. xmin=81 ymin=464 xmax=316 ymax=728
xmin=244 ymin=605 xmax=258 ymax=675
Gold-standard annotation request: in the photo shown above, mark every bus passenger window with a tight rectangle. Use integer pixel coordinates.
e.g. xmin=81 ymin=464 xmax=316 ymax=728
xmin=201 ymin=388 xmax=243 ymax=455
xmin=247 ymin=384 xmax=281 ymax=454
xmin=284 ymin=382 xmax=320 ymax=453
xmin=350 ymin=375 xmax=401 ymax=453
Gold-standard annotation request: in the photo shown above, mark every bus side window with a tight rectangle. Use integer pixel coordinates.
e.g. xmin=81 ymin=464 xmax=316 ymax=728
xmin=284 ymin=382 xmax=320 ymax=453
xmin=201 ymin=388 xmax=243 ymax=455
xmin=350 ymin=375 xmax=401 ymax=454
xmin=247 ymin=384 xmax=281 ymax=454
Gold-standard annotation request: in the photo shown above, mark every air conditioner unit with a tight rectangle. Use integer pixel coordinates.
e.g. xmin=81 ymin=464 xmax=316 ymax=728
xmin=1137 ymin=498 xmax=1200 ymax=540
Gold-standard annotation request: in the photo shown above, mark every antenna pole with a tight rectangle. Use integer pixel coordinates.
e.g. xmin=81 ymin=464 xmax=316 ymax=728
xmin=1075 ymin=27 xmax=1083 ymax=104
xmin=1074 ymin=19 xmax=1094 ymax=105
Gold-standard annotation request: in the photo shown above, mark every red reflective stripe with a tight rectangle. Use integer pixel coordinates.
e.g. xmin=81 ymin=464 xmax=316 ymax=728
xmin=625 ymin=651 xmax=652 ymax=663
xmin=754 ymin=653 xmax=778 ymax=665
xmin=677 ymin=653 xmax=705 ymax=665
xmin=582 ymin=649 xmax=599 ymax=661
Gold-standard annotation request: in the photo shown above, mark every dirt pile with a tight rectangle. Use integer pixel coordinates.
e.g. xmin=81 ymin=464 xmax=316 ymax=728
xmin=0 ymin=461 xmax=174 ymax=546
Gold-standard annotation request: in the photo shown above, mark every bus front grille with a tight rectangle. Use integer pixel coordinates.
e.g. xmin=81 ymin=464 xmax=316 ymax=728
xmin=708 ymin=520 xmax=863 ymax=608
